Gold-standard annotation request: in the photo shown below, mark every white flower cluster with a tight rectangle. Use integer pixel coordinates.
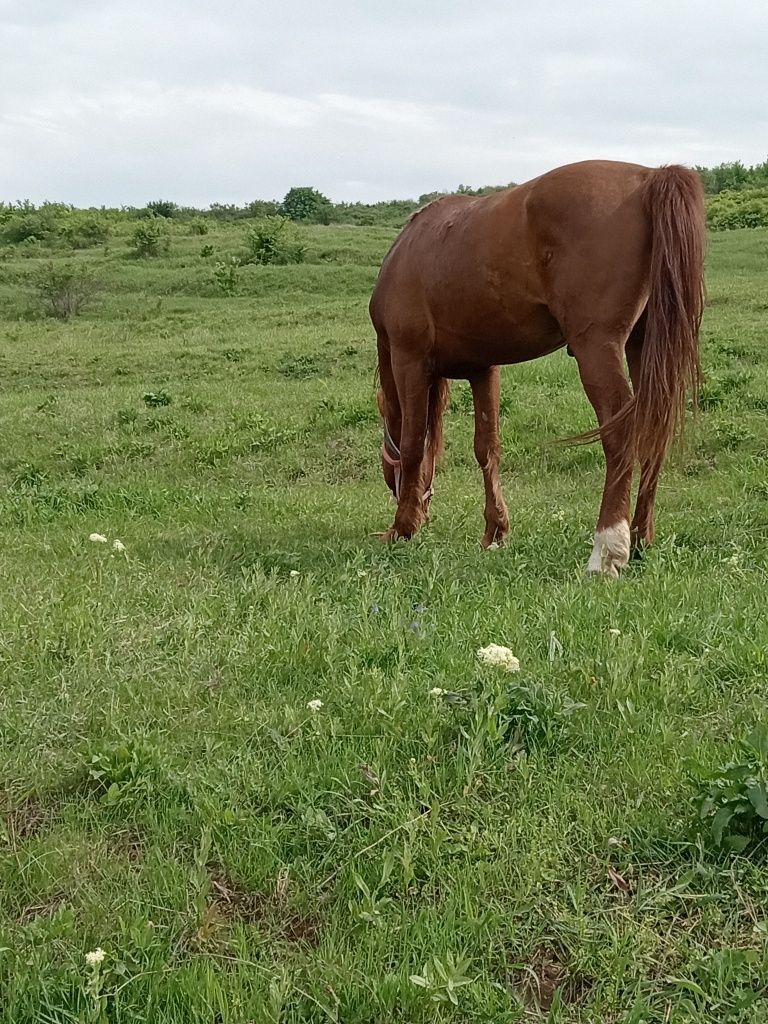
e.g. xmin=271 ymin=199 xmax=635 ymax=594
xmin=306 ymin=699 xmax=323 ymax=712
xmin=85 ymin=948 xmax=106 ymax=967
xmin=476 ymin=644 xmax=520 ymax=672
xmin=89 ymin=533 xmax=126 ymax=552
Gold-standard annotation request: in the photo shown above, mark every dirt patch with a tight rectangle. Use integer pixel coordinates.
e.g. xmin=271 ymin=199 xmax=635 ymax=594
xmin=510 ymin=944 xmax=592 ymax=1012
xmin=3 ymin=795 xmax=49 ymax=842
xmin=110 ymin=827 xmax=145 ymax=863
xmin=206 ymin=863 xmax=321 ymax=946
xmin=17 ymin=893 xmax=67 ymax=925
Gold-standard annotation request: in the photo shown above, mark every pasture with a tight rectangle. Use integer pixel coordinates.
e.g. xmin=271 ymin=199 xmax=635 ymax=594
xmin=1 ymin=217 xmax=767 ymax=1022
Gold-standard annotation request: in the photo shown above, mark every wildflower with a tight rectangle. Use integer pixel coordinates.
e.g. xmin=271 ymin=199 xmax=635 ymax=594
xmin=89 ymin=533 xmax=108 ymax=544
xmin=306 ymin=699 xmax=323 ymax=712
xmin=609 ymin=628 xmax=621 ymax=637
xmin=85 ymin=948 xmax=106 ymax=967
xmin=112 ymin=539 xmax=126 ymax=553
xmin=430 ymin=687 xmax=445 ymax=697
xmin=289 ymin=570 xmax=300 ymax=578
xmin=477 ymin=644 xmax=520 ymax=672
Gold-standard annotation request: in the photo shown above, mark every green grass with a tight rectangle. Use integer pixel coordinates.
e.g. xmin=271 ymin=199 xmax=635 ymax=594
xmin=1 ymin=222 xmax=768 ymax=1023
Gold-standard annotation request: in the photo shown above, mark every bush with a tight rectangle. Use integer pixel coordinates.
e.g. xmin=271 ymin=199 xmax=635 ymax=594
xmin=280 ymin=186 xmax=333 ymax=224
xmin=131 ymin=218 xmax=170 ymax=257
xmin=61 ymin=214 xmax=110 ymax=249
xmin=145 ymin=199 xmax=178 ymax=219
xmin=33 ymin=262 xmax=100 ymax=319
xmin=245 ymin=199 xmax=281 ymax=219
xmin=190 ymin=218 xmax=209 ymax=235
xmin=212 ymin=257 xmax=241 ymax=295
xmin=242 ymin=217 xmax=305 ymax=265
xmin=707 ymin=188 xmax=768 ymax=230
xmin=2 ymin=211 xmax=59 ymax=245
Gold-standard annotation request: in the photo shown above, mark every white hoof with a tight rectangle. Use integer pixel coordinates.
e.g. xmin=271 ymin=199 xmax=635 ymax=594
xmin=585 ymin=521 xmax=630 ymax=578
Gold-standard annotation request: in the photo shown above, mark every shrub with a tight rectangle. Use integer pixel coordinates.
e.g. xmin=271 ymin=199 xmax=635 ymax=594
xmin=212 ymin=256 xmax=240 ymax=295
xmin=145 ymin=199 xmax=178 ymax=219
xmin=280 ymin=186 xmax=333 ymax=224
xmin=33 ymin=262 xmax=100 ymax=319
xmin=200 ymin=243 xmax=215 ymax=259
xmin=190 ymin=218 xmax=209 ymax=235
xmin=245 ymin=199 xmax=281 ymax=219
xmin=707 ymin=188 xmax=768 ymax=230
xmin=242 ymin=216 xmax=305 ymax=265
xmin=62 ymin=214 xmax=110 ymax=249
xmin=131 ymin=217 xmax=170 ymax=257
xmin=2 ymin=211 xmax=58 ymax=245
xmin=695 ymin=726 xmax=768 ymax=852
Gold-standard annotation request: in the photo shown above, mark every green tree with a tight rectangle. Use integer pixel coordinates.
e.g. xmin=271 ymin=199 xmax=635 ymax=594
xmin=280 ymin=186 xmax=333 ymax=224
xmin=145 ymin=200 xmax=179 ymax=219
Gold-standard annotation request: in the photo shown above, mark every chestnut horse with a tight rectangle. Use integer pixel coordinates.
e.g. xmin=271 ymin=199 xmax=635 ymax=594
xmin=370 ymin=159 xmax=705 ymax=575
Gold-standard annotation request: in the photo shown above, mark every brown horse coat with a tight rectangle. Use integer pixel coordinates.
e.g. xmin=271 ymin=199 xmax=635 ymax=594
xmin=371 ymin=159 xmax=705 ymax=574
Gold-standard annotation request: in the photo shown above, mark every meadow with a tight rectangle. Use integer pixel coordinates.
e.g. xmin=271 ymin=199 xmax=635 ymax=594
xmin=0 ymin=212 xmax=767 ymax=1022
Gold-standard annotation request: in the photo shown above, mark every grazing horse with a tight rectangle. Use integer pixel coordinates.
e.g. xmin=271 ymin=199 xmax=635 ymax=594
xmin=370 ymin=159 xmax=705 ymax=575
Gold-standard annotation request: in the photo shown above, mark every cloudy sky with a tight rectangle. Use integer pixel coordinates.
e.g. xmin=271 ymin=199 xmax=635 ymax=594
xmin=1 ymin=0 xmax=766 ymax=206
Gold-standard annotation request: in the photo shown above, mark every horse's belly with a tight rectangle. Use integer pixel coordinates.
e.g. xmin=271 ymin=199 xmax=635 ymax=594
xmin=434 ymin=302 xmax=563 ymax=374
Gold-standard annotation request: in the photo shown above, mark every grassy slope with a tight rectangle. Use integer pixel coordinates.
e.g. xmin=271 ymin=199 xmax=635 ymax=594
xmin=0 ymin=223 xmax=767 ymax=1023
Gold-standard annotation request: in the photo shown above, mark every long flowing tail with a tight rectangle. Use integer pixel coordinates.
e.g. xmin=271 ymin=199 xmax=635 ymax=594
xmin=630 ymin=165 xmax=706 ymax=472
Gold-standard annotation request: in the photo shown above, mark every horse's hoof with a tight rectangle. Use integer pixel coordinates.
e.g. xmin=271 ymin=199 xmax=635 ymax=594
xmin=585 ymin=522 xmax=630 ymax=578
xmin=630 ymin=529 xmax=652 ymax=560
xmin=481 ymin=524 xmax=508 ymax=549
xmin=585 ymin=563 xmax=620 ymax=580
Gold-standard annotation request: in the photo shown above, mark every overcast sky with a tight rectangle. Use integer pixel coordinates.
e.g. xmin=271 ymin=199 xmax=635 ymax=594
xmin=1 ymin=0 xmax=766 ymax=207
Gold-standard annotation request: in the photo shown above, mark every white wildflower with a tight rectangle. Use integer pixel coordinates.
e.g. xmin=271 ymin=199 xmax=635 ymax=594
xmin=429 ymin=687 xmax=445 ymax=697
xmin=306 ymin=699 xmax=323 ymax=712
xmin=289 ymin=570 xmax=300 ymax=578
xmin=477 ymin=644 xmax=520 ymax=672
xmin=609 ymin=628 xmax=621 ymax=637
xmin=85 ymin=948 xmax=106 ymax=967
xmin=112 ymin=539 xmax=126 ymax=553
xmin=89 ymin=533 xmax=108 ymax=544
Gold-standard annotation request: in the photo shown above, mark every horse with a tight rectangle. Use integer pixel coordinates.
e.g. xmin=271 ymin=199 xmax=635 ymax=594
xmin=370 ymin=159 xmax=705 ymax=576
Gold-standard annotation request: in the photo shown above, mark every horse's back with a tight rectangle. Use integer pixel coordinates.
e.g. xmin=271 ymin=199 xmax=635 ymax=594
xmin=371 ymin=159 xmax=670 ymax=362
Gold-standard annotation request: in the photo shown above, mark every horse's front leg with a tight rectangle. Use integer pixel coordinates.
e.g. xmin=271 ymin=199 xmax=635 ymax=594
xmin=470 ymin=367 xmax=509 ymax=548
xmin=382 ymin=365 xmax=431 ymax=541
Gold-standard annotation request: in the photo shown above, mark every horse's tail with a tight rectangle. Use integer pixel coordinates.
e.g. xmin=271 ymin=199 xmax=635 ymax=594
xmin=427 ymin=377 xmax=451 ymax=465
xmin=629 ymin=165 xmax=705 ymax=472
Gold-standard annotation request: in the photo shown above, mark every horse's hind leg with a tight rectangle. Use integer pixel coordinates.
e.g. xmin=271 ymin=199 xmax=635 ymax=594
xmin=382 ymin=356 xmax=431 ymax=541
xmin=625 ymin=315 xmax=658 ymax=555
xmin=470 ymin=367 xmax=509 ymax=547
xmin=571 ymin=332 xmax=634 ymax=577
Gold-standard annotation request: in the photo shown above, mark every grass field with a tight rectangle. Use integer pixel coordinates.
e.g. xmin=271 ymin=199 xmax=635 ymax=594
xmin=1 ymin=219 xmax=767 ymax=1023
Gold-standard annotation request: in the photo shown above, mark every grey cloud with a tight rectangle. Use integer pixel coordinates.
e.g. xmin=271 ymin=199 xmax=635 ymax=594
xmin=1 ymin=0 xmax=766 ymax=205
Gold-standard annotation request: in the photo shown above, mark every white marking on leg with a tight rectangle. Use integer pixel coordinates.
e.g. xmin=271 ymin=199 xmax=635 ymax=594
xmin=586 ymin=521 xmax=631 ymax=577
